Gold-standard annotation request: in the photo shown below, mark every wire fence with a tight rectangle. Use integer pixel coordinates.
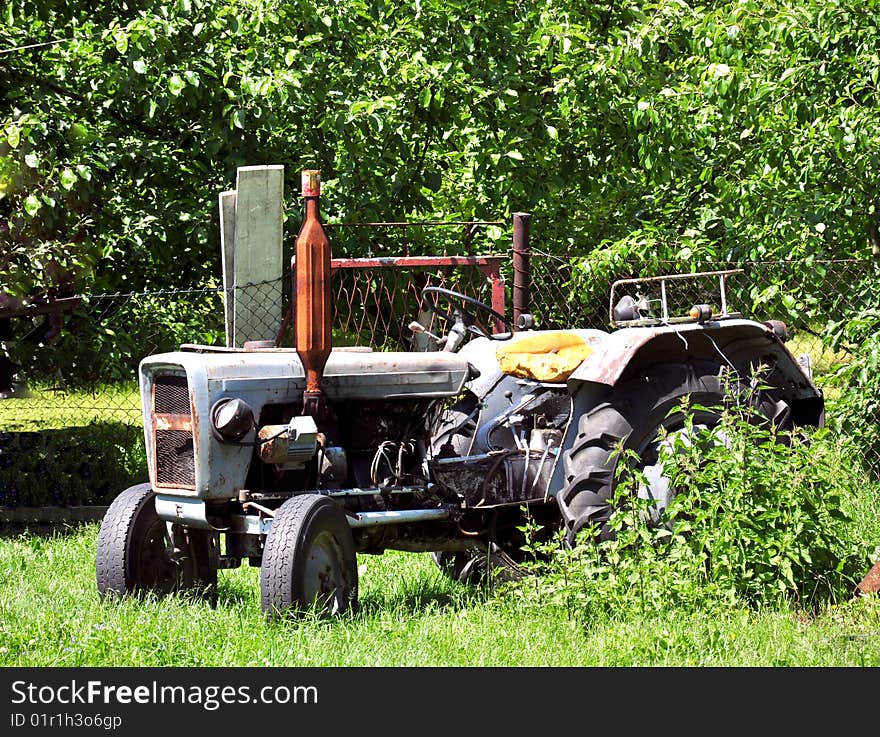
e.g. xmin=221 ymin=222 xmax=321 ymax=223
xmin=0 ymin=257 xmax=504 ymax=508
xmin=1 ymin=250 xmax=879 ymax=511
xmin=527 ymin=254 xmax=875 ymax=395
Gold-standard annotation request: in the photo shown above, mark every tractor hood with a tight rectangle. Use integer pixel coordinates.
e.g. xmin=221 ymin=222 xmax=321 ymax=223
xmin=143 ymin=344 xmax=472 ymax=401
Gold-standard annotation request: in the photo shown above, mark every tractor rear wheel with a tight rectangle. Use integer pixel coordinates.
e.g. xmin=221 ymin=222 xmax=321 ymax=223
xmin=430 ymin=548 xmax=525 ymax=585
xmin=556 ymin=360 xmax=793 ymax=546
xmin=260 ymin=495 xmax=358 ymax=619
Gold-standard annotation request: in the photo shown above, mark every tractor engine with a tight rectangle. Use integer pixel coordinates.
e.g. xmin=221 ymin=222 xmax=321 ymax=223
xmin=138 ymin=348 xmax=471 ymax=513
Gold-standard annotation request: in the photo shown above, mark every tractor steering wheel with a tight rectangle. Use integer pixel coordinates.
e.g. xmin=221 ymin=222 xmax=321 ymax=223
xmin=420 ymin=286 xmax=512 ymax=341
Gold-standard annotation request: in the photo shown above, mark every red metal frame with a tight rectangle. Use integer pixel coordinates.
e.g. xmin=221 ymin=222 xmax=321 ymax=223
xmin=329 ymin=256 xmax=506 ymax=333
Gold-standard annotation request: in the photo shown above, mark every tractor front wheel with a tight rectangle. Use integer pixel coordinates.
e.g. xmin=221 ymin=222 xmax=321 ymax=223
xmin=260 ymin=495 xmax=358 ymax=619
xmin=96 ymin=483 xmax=217 ymax=601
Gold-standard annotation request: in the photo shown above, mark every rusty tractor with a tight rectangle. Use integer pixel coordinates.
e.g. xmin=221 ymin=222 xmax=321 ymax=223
xmin=95 ymin=171 xmax=824 ymax=617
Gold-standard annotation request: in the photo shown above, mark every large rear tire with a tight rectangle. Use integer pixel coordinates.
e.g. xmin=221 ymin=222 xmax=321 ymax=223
xmin=260 ymin=495 xmax=358 ymax=619
xmin=96 ymin=483 xmax=217 ymax=600
xmin=556 ymin=360 xmax=792 ymax=546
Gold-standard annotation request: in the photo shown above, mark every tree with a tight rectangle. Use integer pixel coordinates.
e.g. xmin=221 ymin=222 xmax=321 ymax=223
xmin=1 ymin=0 xmax=878 ymax=302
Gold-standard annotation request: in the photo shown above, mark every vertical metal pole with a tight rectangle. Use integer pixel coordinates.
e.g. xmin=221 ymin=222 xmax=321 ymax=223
xmin=512 ymin=212 xmax=531 ymax=330
xmin=477 ymin=258 xmax=507 ymax=335
xmin=660 ymin=278 xmax=668 ymax=321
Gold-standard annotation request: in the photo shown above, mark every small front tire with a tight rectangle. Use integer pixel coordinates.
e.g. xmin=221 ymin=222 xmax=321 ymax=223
xmin=96 ymin=483 xmax=216 ymax=599
xmin=260 ymin=495 xmax=358 ymax=619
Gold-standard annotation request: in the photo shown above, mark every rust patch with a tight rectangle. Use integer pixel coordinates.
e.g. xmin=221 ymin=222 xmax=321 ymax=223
xmin=189 ymin=387 xmax=200 ymax=445
xmin=856 ymin=559 xmax=880 ymax=595
xmin=154 ymin=414 xmax=193 ymax=432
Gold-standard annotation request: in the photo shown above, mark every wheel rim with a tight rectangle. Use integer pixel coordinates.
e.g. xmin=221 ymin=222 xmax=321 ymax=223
xmin=136 ymin=519 xmax=180 ymax=593
xmin=302 ymin=530 xmax=349 ymax=614
xmin=637 ymin=420 xmax=725 ymax=524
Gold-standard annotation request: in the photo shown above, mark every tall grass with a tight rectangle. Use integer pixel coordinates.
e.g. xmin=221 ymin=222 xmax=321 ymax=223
xmin=2 ymin=387 xmax=880 ymax=666
xmin=1 ymin=519 xmax=880 ymax=667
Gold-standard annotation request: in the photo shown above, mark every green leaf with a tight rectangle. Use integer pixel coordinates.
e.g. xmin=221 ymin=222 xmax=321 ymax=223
xmin=23 ymin=194 xmax=41 ymax=216
xmin=60 ymin=168 xmax=77 ymax=190
xmin=5 ymin=126 xmax=20 ymax=149
xmin=506 ymin=150 xmax=524 ymax=161
xmin=24 ymin=153 xmax=38 ymax=168
xmin=132 ymin=59 xmax=147 ymax=74
xmin=168 ymin=74 xmax=185 ymax=96
xmin=424 ymin=171 xmax=442 ymax=192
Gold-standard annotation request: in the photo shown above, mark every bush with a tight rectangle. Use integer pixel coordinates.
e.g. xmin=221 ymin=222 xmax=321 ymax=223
xmin=824 ymin=307 xmax=880 ymax=478
xmin=509 ymin=403 xmax=876 ymax=622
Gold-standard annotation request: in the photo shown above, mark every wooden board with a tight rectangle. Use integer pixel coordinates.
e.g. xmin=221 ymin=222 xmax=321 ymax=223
xmin=219 ymin=189 xmax=237 ymax=347
xmin=231 ymin=165 xmax=285 ymax=347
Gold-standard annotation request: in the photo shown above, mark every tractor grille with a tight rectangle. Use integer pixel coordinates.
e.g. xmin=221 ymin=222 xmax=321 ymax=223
xmin=154 ymin=375 xmax=190 ymax=414
xmin=152 ymin=373 xmax=196 ymax=489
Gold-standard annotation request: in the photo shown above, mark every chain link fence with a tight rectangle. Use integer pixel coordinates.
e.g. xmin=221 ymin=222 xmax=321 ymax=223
xmin=2 ymin=247 xmax=879 ymax=514
xmin=0 ymin=256 xmax=504 ymax=509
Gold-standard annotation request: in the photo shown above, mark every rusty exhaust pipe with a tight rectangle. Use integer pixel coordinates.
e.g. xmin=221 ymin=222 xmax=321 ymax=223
xmin=294 ymin=169 xmax=332 ymax=414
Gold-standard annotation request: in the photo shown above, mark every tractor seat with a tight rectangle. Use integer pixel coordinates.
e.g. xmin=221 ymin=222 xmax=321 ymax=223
xmin=495 ymin=331 xmax=594 ymax=383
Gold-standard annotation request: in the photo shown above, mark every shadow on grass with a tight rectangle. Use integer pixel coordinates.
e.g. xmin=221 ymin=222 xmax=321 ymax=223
xmin=211 ymin=570 xmax=483 ymax=616
xmin=0 ymin=423 xmax=146 ymax=509
xmin=208 ymin=566 xmax=491 ymax=618
xmin=0 ymin=519 xmax=101 ymax=539
xmin=356 ymin=578 xmax=493 ymax=618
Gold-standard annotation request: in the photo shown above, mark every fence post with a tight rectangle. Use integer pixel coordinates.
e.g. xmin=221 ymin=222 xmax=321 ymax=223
xmin=219 ymin=190 xmax=237 ymax=347
xmin=512 ymin=212 xmax=531 ymax=329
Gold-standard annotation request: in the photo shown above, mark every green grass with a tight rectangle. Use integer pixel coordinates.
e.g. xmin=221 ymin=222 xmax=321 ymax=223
xmin=1 ymin=524 xmax=880 ymax=667
xmin=0 ymin=382 xmax=141 ymax=431
xmin=0 ymin=384 xmax=145 ymax=506
xmin=3 ymin=383 xmax=880 ymax=666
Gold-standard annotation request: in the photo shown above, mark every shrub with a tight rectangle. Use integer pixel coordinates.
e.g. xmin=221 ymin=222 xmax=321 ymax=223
xmin=824 ymin=308 xmax=880 ymax=479
xmin=509 ymin=403 xmax=876 ymax=622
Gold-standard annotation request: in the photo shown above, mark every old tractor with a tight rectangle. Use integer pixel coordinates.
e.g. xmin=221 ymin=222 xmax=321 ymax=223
xmin=95 ymin=170 xmax=824 ymax=617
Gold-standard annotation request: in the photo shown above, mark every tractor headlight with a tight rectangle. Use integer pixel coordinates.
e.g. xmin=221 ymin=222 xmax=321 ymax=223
xmin=211 ymin=397 xmax=255 ymax=442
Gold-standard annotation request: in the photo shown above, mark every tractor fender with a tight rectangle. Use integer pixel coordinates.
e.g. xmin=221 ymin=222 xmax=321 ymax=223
xmin=566 ymin=319 xmax=823 ymax=417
